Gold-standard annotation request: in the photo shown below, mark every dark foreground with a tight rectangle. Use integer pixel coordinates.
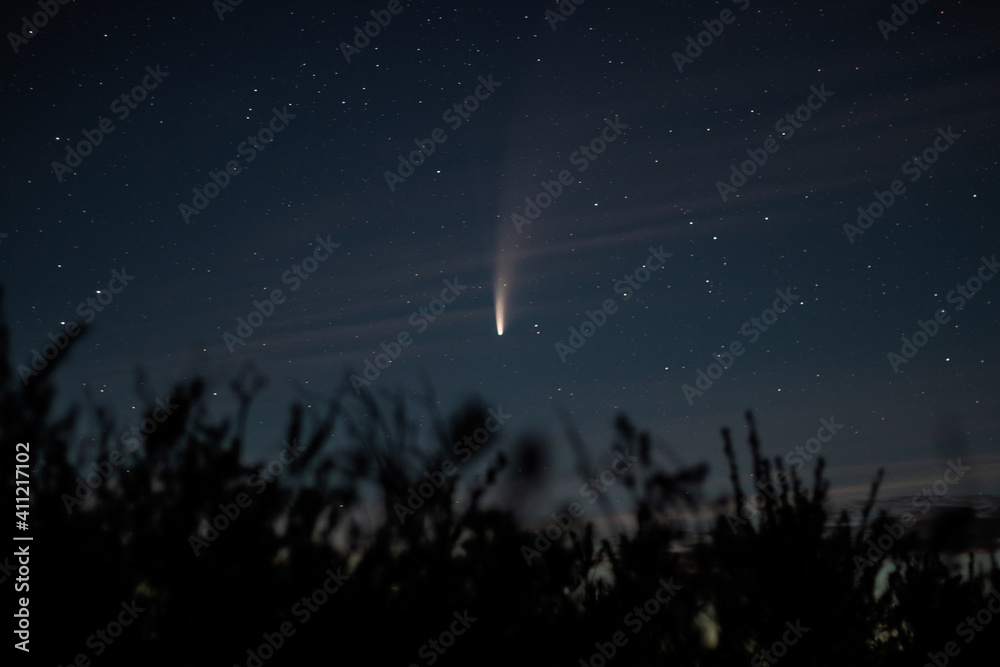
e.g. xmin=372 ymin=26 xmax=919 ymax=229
xmin=2 ymin=298 xmax=998 ymax=667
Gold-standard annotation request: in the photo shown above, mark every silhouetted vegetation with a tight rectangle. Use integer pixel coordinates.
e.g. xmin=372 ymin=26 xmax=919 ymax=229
xmin=2 ymin=287 xmax=997 ymax=666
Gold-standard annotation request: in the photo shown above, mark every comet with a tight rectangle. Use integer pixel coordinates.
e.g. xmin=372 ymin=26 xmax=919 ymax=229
xmin=494 ymin=228 xmax=513 ymax=336
xmin=491 ymin=125 xmax=530 ymax=338
xmin=495 ymin=280 xmax=506 ymax=335
xmin=493 ymin=213 xmax=513 ymax=337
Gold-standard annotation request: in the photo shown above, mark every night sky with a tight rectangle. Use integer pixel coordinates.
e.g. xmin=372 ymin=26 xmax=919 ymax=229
xmin=3 ymin=0 xmax=998 ymax=512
